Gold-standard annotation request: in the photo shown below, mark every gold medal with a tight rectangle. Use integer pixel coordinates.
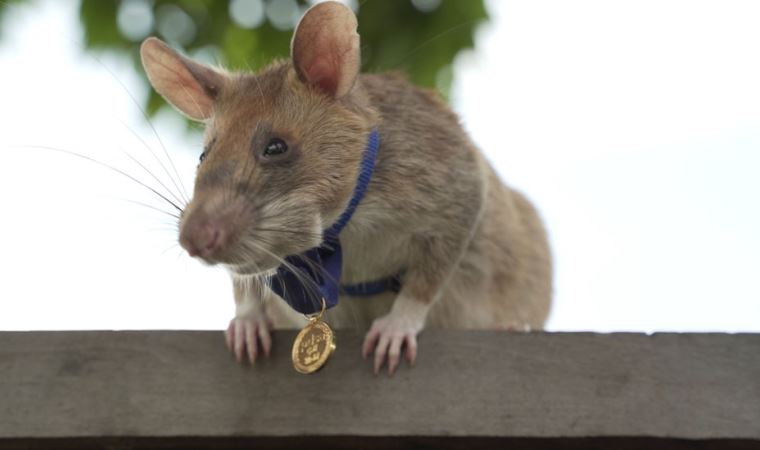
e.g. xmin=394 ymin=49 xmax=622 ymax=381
xmin=292 ymin=298 xmax=336 ymax=374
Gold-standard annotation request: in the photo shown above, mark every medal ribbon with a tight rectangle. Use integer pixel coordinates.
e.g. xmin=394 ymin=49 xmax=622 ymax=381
xmin=270 ymin=129 xmax=380 ymax=314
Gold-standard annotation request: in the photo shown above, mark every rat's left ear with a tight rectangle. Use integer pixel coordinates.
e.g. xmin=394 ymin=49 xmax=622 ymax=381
xmin=140 ymin=37 xmax=225 ymax=121
xmin=291 ymin=1 xmax=360 ymax=99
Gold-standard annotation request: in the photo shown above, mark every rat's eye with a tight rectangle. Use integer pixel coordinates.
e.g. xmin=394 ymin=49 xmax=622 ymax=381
xmin=199 ymin=151 xmax=207 ymax=163
xmin=263 ymin=138 xmax=288 ymax=157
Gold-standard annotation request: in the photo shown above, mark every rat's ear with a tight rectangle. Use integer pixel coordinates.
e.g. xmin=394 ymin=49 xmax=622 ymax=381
xmin=291 ymin=1 xmax=360 ymax=99
xmin=140 ymin=37 xmax=225 ymax=121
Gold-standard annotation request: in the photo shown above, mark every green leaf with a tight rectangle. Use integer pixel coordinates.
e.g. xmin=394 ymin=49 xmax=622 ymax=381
xmin=72 ymin=0 xmax=488 ymax=135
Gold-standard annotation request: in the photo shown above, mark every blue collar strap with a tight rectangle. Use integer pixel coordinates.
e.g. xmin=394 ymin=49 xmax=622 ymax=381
xmin=324 ymin=129 xmax=379 ymax=240
xmin=341 ymin=274 xmax=402 ymax=297
xmin=270 ymin=129 xmax=390 ymax=314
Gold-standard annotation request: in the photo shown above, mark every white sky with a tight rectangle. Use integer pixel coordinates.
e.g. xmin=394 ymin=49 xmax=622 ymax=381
xmin=0 ymin=0 xmax=758 ymax=332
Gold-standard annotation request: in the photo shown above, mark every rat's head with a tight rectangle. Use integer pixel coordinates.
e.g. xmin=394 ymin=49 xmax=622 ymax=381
xmin=140 ymin=2 xmax=375 ymax=275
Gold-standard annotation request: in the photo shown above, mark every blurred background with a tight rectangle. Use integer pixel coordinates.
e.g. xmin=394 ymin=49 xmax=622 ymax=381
xmin=0 ymin=0 xmax=758 ymax=332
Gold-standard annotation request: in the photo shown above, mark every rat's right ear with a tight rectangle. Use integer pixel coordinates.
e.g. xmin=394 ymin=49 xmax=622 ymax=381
xmin=140 ymin=37 xmax=225 ymax=121
xmin=291 ymin=1 xmax=360 ymax=99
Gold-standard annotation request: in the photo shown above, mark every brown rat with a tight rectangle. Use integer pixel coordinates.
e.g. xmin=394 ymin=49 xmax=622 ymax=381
xmin=140 ymin=1 xmax=552 ymax=375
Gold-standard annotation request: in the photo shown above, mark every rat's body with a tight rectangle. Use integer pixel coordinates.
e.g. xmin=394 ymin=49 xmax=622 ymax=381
xmin=140 ymin=2 xmax=551 ymax=374
xmin=266 ymin=71 xmax=552 ymax=332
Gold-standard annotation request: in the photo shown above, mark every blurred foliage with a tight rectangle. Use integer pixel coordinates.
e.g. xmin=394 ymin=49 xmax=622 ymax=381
xmin=7 ymin=0 xmax=487 ymax=128
xmin=78 ymin=0 xmax=487 ymax=124
xmin=0 ymin=0 xmax=24 ymax=39
xmin=0 ymin=0 xmax=488 ymax=125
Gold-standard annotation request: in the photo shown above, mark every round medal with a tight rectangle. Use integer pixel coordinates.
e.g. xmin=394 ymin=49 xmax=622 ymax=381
xmin=292 ymin=319 xmax=336 ymax=374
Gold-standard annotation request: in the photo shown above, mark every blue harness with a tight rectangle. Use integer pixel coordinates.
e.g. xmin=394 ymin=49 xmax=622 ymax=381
xmin=269 ymin=130 xmax=402 ymax=314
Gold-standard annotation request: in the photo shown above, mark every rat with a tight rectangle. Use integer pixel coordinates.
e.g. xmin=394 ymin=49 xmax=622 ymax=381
xmin=140 ymin=1 xmax=552 ymax=375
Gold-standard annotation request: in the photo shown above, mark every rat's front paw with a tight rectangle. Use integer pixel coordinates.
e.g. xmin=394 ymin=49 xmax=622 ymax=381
xmin=361 ymin=312 xmax=423 ymax=376
xmin=225 ymin=311 xmax=272 ymax=364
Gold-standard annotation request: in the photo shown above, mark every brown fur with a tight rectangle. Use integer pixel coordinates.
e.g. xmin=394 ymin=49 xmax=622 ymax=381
xmin=141 ymin=1 xmax=552 ymax=370
xmin=318 ymin=73 xmax=552 ymax=330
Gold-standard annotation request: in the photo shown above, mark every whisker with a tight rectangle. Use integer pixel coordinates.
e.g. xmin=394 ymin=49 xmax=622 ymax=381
xmin=240 ymin=239 xmax=324 ymax=310
xmin=251 ymin=226 xmax=325 ymax=240
xmin=0 ymin=14 xmax=192 ymax=212
xmin=292 ymin=251 xmax=342 ymax=293
xmin=251 ymin=232 xmax=338 ymax=287
xmin=11 ymin=145 xmax=184 ymax=213
xmin=114 ymin=119 xmax=188 ymax=208
xmin=144 ymin=227 xmax=180 ymax=235
xmin=162 ymin=243 xmax=182 ymax=257
xmin=178 ymin=83 xmax=207 ymax=131
xmin=119 ymin=146 xmax=187 ymax=207
xmin=117 ymin=198 xmax=181 ymax=220
xmin=88 ymin=54 xmax=190 ymax=204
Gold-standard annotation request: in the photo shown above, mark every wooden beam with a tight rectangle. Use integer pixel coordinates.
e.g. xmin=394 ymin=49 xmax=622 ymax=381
xmin=0 ymin=331 xmax=758 ymax=449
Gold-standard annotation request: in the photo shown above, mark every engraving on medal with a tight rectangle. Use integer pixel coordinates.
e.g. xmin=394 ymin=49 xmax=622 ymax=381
xmin=292 ymin=320 xmax=335 ymax=374
xmin=292 ymin=298 xmax=336 ymax=374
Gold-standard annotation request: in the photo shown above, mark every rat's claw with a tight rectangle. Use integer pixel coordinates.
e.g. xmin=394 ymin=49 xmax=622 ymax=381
xmin=362 ymin=327 xmax=381 ymax=360
xmin=387 ymin=334 xmax=405 ymax=376
xmin=225 ymin=322 xmax=234 ymax=350
xmin=226 ymin=315 xmax=272 ymax=364
xmin=234 ymin=319 xmax=246 ymax=362
xmin=245 ymin=322 xmax=258 ymax=363
xmin=373 ymin=333 xmax=391 ymax=375
xmin=364 ymin=311 xmax=424 ymax=376
xmin=405 ymin=334 xmax=418 ymax=366
xmin=258 ymin=324 xmax=272 ymax=357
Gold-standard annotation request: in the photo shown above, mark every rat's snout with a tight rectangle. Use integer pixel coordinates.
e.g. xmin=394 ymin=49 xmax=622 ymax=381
xmin=179 ymin=216 xmax=228 ymax=259
xmin=178 ymin=190 xmax=247 ymax=261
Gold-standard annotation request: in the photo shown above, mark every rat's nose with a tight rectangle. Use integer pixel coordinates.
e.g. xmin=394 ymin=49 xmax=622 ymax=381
xmin=180 ymin=219 xmax=226 ymax=259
